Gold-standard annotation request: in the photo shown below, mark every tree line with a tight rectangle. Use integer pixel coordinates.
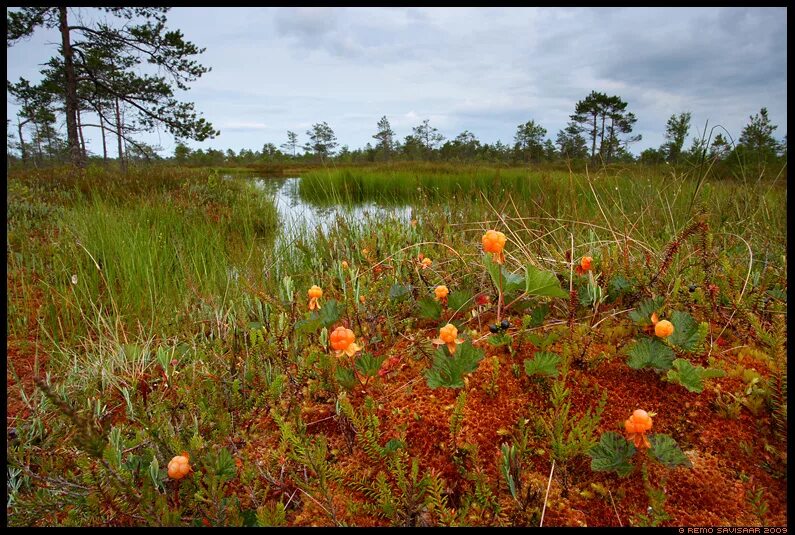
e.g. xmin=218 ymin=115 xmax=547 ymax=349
xmin=169 ymin=105 xmax=784 ymax=172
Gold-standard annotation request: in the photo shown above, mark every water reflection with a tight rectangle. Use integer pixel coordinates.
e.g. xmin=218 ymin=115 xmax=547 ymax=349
xmin=252 ymin=176 xmax=414 ymax=233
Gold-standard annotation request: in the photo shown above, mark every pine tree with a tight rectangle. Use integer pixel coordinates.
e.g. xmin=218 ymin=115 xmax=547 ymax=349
xmin=372 ymin=116 xmax=396 ymax=160
xmin=7 ymin=7 xmax=218 ymax=167
xmin=661 ymin=112 xmax=691 ymax=163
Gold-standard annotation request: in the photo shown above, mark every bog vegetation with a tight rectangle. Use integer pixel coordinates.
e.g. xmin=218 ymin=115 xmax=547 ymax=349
xmin=6 ymin=156 xmax=787 ymax=526
xmin=6 ymin=6 xmax=787 ymax=527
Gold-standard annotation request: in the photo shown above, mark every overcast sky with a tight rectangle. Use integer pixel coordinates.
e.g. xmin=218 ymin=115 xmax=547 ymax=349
xmin=6 ymin=7 xmax=788 ymax=157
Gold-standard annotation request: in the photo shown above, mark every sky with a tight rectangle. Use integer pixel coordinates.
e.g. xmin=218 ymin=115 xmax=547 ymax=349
xmin=6 ymin=7 xmax=788 ymax=157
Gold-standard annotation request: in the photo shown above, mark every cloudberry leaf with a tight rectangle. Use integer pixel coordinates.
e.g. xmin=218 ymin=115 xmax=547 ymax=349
xmin=355 ymin=353 xmax=386 ymax=378
xmin=666 ymin=358 xmax=725 ymax=393
xmin=425 ymin=342 xmax=484 ymax=389
xmin=648 ymin=434 xmax=692 ymax=469
xmin=667 ymin=310 xmax=708 ymax=352
xmin=625 ymin=337 xmax=675 ymax=370
xmin=628 ymin=296 xmax=664 ymax=325
xmin=524 ymin=264 xmax=568 ymax=298
xmin=417 ymin=296 xmax=442 ymax=320
xmin=589 ymin=432 xmax=636 ymax=477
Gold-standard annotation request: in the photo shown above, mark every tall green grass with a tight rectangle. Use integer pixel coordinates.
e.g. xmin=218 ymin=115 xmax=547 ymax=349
xmin=298 ymin=164 xmax=786 ymax=250
xmin=299 ymin=165 xmax=551 ymax=205
xmin=7 ymin=162 xmax=786 ymax=346
xmin=54 ymin=199 xmax=233 ymax=330
xmin=7 ymin=167 xmax=280 ymax=342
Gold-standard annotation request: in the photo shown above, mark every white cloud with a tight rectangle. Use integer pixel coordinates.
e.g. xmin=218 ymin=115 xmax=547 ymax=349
xmin=6 ymin=7 xmax=787 ymax=156
xmin=222 ymin=121 xmax=269 ymax=131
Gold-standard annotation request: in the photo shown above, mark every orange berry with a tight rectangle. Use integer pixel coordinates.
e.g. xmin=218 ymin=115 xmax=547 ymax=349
xmin=341 ymin=261 xmax=349 ymax=269
xmin=624 ymin=419 xmax=640 ymax=434
xmin=167 ymin=455 xmax=191 ymax=480
xmin=655 ymin=320 xmax=674 ymax=338
xmin=625 ymin=410 xmax=653 ymax=449
xmin=627 ymin=409 xmax=653 ymax=432
xmin=308 ymin=285 xmax=323 ymax=299
xmin=482 ymin=230 xmax=507 ymax=254
xmin=421 ymin=257 xmax=432 ymax=268
xmin=330 ymin=327 xmax=355 ymax=351
xmin=580 ymin=256 xmax=593 ymax=271
xmin=433 ymin=324 xmax=464 ymax=355
xmin=633 ymin=408 xmax=652 ymax=424
xmin=434 ymin=285 xmax=449 ymax=300
xmin=439 ymin=324 xmax=458 ymax=344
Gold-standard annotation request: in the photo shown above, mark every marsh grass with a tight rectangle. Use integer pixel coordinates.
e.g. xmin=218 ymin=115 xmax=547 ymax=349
xmin=299 ymin=165 xmax=552 ymax=205
xmin=7 ymin=162 xmax=785 ymax=347
xmin=53 ymin=199 xmax=234 ymax=334
xmin=299 ymin=163 xmax=786 ymax=250
xmin=7 ymin=166 xmax=279 ymax=342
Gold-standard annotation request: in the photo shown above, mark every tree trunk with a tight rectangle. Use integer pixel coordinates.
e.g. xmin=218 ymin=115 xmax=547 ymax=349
xmin=115 ymin=97 xmax=126 ymax=172
xmin=590 ymin=113 xmax=597 ymax=159
xmin=77 ymin=107 xmax=87 ymax=160
xmin=599 ymin=113 xmax=606 ymax=160
xmin=122 ymin=113 xmax=129 ymax=161
xmin=607 ymin=117 xmax=616 ymax=162
xmin=33 ymin=121 xmax=43 ymax=164
xmin=58 ymin=7 xmax=84 ymax=168
xmin=98 ymin=102 xmax=108 ymax=163
xmin=45 ymin=126 xmax=53 ymax=162
xmin=17 ymin=118 xmax=27 ymax=163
